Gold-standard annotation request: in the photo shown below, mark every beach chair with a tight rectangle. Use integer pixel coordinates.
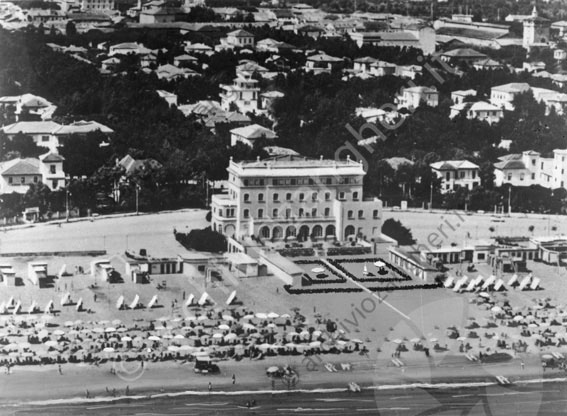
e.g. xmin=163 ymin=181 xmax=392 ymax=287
xmin=493 ymin=279 xmax=505 ymax=292
xmin=185 ymin=294 xmax=195 ymax=307
xmin=518 ymin=275 xmax=531 ymax=291
xmin=44 ymin=300 xmax=54 ymax=314
xmin=13 ymin=300 xmax=21 ymax=315
xmin=226 ymin=291 xmax=237 ymax=305
xmin=529 ymin=277 xmax=541 ymax=291
xmin=76 ymin=298 xmax=83 ymax=312
xmin=465 ymin=280 xmax=476 ymax=292
xmin=198 ymin=292 xmax=209 ymax=306
xmin=116 ymin=295 xmax=125 ymax=310
xmin=481 ymin=275 xmax=496 ymax=291
xmin=507 ymin=274 xmax=519 ymax=287
xmin=27 ymin=301 xmax=38 ymax=314
xmin=129 ymin=294 xmax=140 ymax=309
xmin=443 ymin=276 xmax=454 ymax=288
xmin=60 ymin=292 xmax=71 ymax=306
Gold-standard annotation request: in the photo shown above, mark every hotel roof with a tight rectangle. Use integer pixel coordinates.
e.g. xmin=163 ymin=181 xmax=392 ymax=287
xmin=230 ymin=124 xmax=277 ymax=140
xmin=430 ymin=160 xmax=479 ymax=170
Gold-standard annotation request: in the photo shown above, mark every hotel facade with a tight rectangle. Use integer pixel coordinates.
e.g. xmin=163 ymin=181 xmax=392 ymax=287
xmin=211 ymin=155 xmax=383 ymax=242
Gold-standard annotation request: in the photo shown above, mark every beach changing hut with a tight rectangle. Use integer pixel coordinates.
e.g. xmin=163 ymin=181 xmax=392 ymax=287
xmin=28 ymin=262 xmax=48 ymax=286
xmin=518 ymin=275 xmax=532 ymax=291
xmin=91 ymin=260 xmax=114 ymax=282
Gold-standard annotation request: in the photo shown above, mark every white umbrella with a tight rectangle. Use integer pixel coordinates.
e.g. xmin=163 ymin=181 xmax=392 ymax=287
xmin=430 ymin=338 xmax=438 ymax=342
xmin=255 ymin=313 xmax=268 ymax=319
xmin=309 ymin=341 xmax=321 ymax=347
xmin=148 ymin=335 xmax=161 ymax=341
xmin=105 ymin=327 xmax=117 ymax=333
xmin=268 ymin=312 xmax=279 ymax=319
xmin=92 ymin=328 xmax=104 ymax=333
xmin=222 ymin=315 xmax=235 ymax=321
xmin=103 ymin=347 xmax=115 ymax=353
xmin=64 ymin=321 xmax=74 ymax=327
xmin=513 ymin=315 xmax=524 ymax=322
xmin=374 ymin=261 xmax=385 ymax=268
xmin=212 ymin=333 xmax=223 ymax=339
xmin=243 ymin=323 xmax=256 ymax=330
xmin=44 ymin=340 xmax=58 ymax=347
xmin=311 ymin=267 xmax=325 ymax=274
xmin=392 ymin=339 xmax=402 ymax=344
xmin=410 ymin=337 xmax=421 ymax=343
xmin=491 ymin=306 xmax=503 ymax=313
xmin=174 ymin=334 xmax=185 ymax=339
xmin=457 ymin=336 xmax=467 ymax=341
xmin=121 ymin=336 xmax=132 ymax=342
xmin=168 ymin=345 xmax=180 ymax=352
xmin=53 ymin=329 xmax=65 ymax=336
xmin=117 ymin=327 xmax=128 ymax=332
xmin=218 ymin=324 xmax=230 ymax=330
xmin=243 ymin=314 xmax=255 ymax=320
xmin=224 ymin=333 xmax=237 ymax=341
xmin=185 ymin=316 xmax=196 ymax=321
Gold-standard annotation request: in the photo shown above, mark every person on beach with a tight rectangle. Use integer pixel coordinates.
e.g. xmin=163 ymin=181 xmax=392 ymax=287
xmin=232 ymin=373 xmax=236 ymax=384
xmin=58 ymin=365 xmax=62 ymax=375
xmin=521 ymin=361 xmax=525 ymax=370
xmin=208 ymin=382 xmax=212 ymax=393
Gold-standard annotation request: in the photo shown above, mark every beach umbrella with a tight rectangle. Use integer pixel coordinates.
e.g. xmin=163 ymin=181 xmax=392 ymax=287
xmin=117 ymin=327 xmax=128 ymax=332
xmin=64 ymin=321 xmax=74 ymax=327
xmin=158 ymin=316 xmax=169 ymax=322
xmin=74 ymin=320 xmax=83 ymax=326
xmin=312 ymin=330 xmax=322 ymax=337
xmin=53 ymin=329 xmax=65 ymax=336
xmin=311 ymin=267 xmax=325 ymax=274
xmin=162 ymin=334 xmax=173 ymax=339
xmin=179 ymin=345 xmax=193 ymax=351
xmin=148 ymin=335 xmax=161 ymax=341
xmin=266 ymin=366 xmax=280 ymax=374
xmin=391 ymin=339 xmax=402 ymax=344
xmin=185 ymin=316 xmax=196 ymax=321
xmin=542 ymin=354 xmax=554 ymax=360
xmin=168 ymin=345 xmax=180 ymax=352
xmin=309 ymin=341 xmax=321 ymax=348
xmin=222 ymin=315 xmax=235 ymax=321
xmin=374 ymin=261 xmax=385 ymax=268
xmin=280 ymin=314 xmax=291 ymax=319
xmin=224 ymin=333 xmax=237 ymax=341
xmin=255 ymin=313 xmax=268 ymax=319
xmin=267 ymin=323 xmax=277 ymax=329
xmin=243 ymin=314 xmax=255 ymax=320
xmin=172 ymin=317 xmax=182 ymax=323
xmin=121 ymin=336 xmax=132 ymax=342
xmin=410 ymin=337 xmax=421 ymax=343
xmin=457 ymin=336 xmax=467 ymax=341
xmin=539 ymin=322 xmax=550 ymax=328
xmin=92 ymin=328 xmax=104 ymax=333
xmin=430 ymin=338 xmax=438 ymax=342
xmin=98 ymin=320 xmax=109 ymax=325
xmin=268 ymin=312 xmax=279 ymax=319
xmin=351 ymin=338 xmax=363 ymax=344
xmin=38 ymin=330 xmax=49 ymax=338
xmin=479 ymin=293 xmax=490 ymax=298
xmin=528 ymin=323 xmax=539 ymax=328
xmin=491 ymin=306 xmax=503 ymax=313
xmin=212 ymin=333 xmax=223 ymax=339
xmin=112 ymin=319 xmax=122 ymax=326
xmin=197 ymin=315 xmax=208 ymax=321
xmin=44 ymin=340 xmax=58 ymax=347
xmin=103 ymin=347 xmax=115 ymax=353
xmin=243 ymin=323 xmax=256 ymax=330
xmin=218 ymin=324 xmax=230 ymax=330
xmin=174 ymin=334 xmax=185 ymax=339
xmin=513 ymin=315 xmax=524 ymax=322
xmin=105 ymin=327 xmax=117 ymax=333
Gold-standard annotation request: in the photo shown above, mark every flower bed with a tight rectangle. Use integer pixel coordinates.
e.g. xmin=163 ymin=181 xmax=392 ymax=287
xmin=328 ymin=257 xmax=412 ymax=283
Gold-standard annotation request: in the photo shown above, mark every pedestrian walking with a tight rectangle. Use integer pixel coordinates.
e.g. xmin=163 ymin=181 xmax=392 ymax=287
xmin=208 ymin=382 xmax=212 ymax=393
xmin=58 ymin=364 xmax=62 ymax=375
xmin=94 ymin=294 xmax=97 ymax=303
xmin=521 ymin=361 xmax=525 ymax=370
xmin=232 ymin=373 xmax=236 ymax=384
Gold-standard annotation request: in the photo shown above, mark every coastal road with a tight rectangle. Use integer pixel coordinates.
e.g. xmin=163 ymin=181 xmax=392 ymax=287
xmin=5 ymin=381 xmax=567 ymax=416
xmin=0 ymin=209 xmax=208 ymax=257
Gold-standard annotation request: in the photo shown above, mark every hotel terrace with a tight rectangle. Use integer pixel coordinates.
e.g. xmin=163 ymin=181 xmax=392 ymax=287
xmin=211 ymin=155 xmax=383 ymax=242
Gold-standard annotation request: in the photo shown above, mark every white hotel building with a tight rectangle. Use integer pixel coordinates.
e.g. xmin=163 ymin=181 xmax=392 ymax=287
xmin=211 ymin=155 xmax=383 ymax=242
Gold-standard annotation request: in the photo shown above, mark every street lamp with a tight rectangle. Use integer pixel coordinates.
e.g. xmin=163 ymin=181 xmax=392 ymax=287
xmin=429 ymin=181 xmax=433 ymax=211
xmin=65 ymin=188 xmax=71 ymax=222
xmin=135 ymin=184 xmax=139 ymax=215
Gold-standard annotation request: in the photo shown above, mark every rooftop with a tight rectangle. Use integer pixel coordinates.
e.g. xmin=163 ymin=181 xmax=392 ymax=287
xmin=230 ymin=124 xmax=277 ymax=140
xmin=430 ymin=160 xmax=479 ymax=170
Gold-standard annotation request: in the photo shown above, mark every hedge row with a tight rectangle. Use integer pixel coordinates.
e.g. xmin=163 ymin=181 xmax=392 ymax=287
xmin=326 ymin=246 xmax=372 ymax=256
xmin=284 ymin=282 xmax=442 ymax=295
xmin=278 ymin=248 xmax=315 ymax=257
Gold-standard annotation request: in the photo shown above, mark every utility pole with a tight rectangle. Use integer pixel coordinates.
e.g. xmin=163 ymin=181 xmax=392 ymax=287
xmin=65 ymin=188 xmax=70 ymax=222
xmin=507 ymin=186 xmax=511 ymax=216
xmin=135 ymin=184 xmax=139 ymax=215
xmin=429 ymin=181 xmax=433 ymax=211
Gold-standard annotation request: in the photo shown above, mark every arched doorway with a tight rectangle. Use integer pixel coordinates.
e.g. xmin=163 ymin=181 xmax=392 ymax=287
xmin=298 ymin=225 xmax=310 ymax=241
xmin=286 ymin=225 xmax=297 ymax=238
xmin=225 ymin=224 xmax=235 ymax=237
xmin=272 ymin=226 xmax=283 ymax=239
xmin=325 ymin=224 xmax=335 ymax=238
xmin=312 ymin=225 xmax=323 ymax=238
xmin=344 ymin=225 xmax=355 ymax=239
xmin=260 ymin=226 xmax=270 ymax=239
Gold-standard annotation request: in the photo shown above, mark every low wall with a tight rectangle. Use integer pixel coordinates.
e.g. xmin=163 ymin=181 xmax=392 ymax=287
xmin=0 ymin=250 xmax=107 ymax=257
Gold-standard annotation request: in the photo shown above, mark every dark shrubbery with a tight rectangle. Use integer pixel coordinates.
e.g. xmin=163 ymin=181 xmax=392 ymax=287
xmin=382 ymin=219 xmax=416 ymax=245
xmin=175 ymin=227 xmax=227 ymax=252
xmin=326 ymin=246 xmax=372 ymax=256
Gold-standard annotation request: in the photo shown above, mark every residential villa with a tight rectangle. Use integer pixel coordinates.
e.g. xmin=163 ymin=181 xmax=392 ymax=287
xmin=450 ymin=101 xmax=504 ymax=124
xmin=219 ymin=73 xmax=260 ymax=113
xmin=0 ymin=93 xmax=56 ymax=121
xmin=0 ymin=152 xmax=66 ymax=194
xmin=494 ymin=149 xmax=567 ymax=190
xmin=490 ymin=82 xmax=531 ymax=111
xmin=350 ymin=26 xmax=436 ymax=55
xmin=451 ymin=89 xmax=476 ymax=105
xmin=218 ymin=29 xmax=255 ymax=50
xmin=210 ymin=155 xmax=383 ymax=241
xmin=304 ymin=53 xmax=343 ymax=74
xmin=230 ymin=124 xmax=277 ymax=147
xmin=397 ymin=86 xmax=439 ymax=110
xmin=430 ymin=160 xmax=480 ymax=193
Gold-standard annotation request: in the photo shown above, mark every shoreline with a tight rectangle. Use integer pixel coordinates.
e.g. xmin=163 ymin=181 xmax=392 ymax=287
xmin=1 ymin=353 xmax=565 ymax=408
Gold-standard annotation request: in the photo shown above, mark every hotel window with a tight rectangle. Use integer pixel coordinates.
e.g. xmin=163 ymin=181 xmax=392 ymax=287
xmin=353 ymin=191 xmax=359 ymax=200
xmin=285 ymin=208 xmax=291 ymax=218
xmin=272 ymin=208 xmax=278 ymax=218
xmin=8 ymin=177 xmax=12 ymax=184
xmin=339 ymin=192 xmax=345 ymax=200
xmin=42 ymin=135 xmax=49 ymax=142
xmin=520 ymin=173 xmax=525 ymax=180
xmin=273 ymin=193 xmax=279 ymax=202
xmin=50 ymin=165 xmax=56 ymax=174
xmin=532 ymin=173 xmax=535 ymax=180
xmin=358 ymin=210 xmax=364 ymax=219
xmin=325 ymin=192 xmax=331 ymax=201
xmin=472 ymin=171 xmax=476 ymax=179
xmin=243 ymin=209 xmax=249 ymax=218
xmin=244 ymin=193 xmax=250 ymax=202
xmin=258 ymin=193 xmax=264 ymax=202
xmin=298 ymin=208 xmax=304 ymax=217
xmin=286 ymin=193 xmax=292 ymax=201
xmin=258 ymin=209 xmax=264 ymax=218
xmin=311 ymin=208 xmax=317 ymax=217
xmin=460 ymin=171 xmax=465 ymax=179
xmin=324 ymin=208 xmax=330 ymax=217
xmin=348 ymin=210 xmax=354 ymax=219
xmin=244 ymin=179 xmax=249 ymax=186
xmin=507 ymin=174 xmax=512 ymax=181
xmin=21 ymin=177 xmax=25 ymax=184
xmin=312 ymin=192 xmax=317 ymax=201
xmin=299 ymin=193 xmax=305 ymax=201
xmin=52 ymin=179 xmax=58 ymax=188
xmin=373 ymin=210 xmax=379 ymax=219
xmin=446 ymin=172 xmax=451 ymax=180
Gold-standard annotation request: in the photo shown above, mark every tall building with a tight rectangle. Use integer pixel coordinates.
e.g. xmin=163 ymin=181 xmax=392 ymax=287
xmin=81 ymin=0 xmax=115 ymax=13
xmin=219 ymin=73 xmax=260 ymax=113
xmin=523 ymin=6 xmax=550 ymax=50
xmin=211 ymin=155 xmax=383 ymax=241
